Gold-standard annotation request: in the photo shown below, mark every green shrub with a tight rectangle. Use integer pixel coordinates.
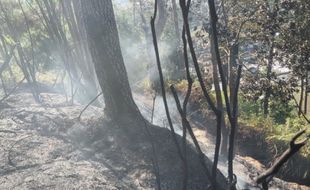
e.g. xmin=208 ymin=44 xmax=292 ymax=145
xmin=239 ymin=97 xmax=261 ymax=120
xmin=269 ymin=99 xmax=295 ymax=124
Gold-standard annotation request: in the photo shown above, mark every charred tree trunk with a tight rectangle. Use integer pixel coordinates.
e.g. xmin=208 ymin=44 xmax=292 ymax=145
xmin=205 ymin=24 xmax=228 ymax=157
xmin=299 ymin=76 xmax=304 ymax=116
xmin=170 ymin=0 xmax=185 ymax=79
xmin=81 ymin=0 xmax=141 ymax=120
xmin=156 ymin=0 xmax=168 ymax=38
xmin=229 ymin=42 xmax=239 ymax=107
xmin=263 ymin=41 xmax=274 ymax=116
xmin=227 ymin=40 xmax=239 ymax=158
xmin=304 ymin=73 xmax=308 ymax=114
xmin=172 ymin=0 xmax=181 ymax=45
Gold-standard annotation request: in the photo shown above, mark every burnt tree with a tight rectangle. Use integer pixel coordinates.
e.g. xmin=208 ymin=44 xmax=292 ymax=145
xmin=80 ymin=0 xmax=141 ymax=120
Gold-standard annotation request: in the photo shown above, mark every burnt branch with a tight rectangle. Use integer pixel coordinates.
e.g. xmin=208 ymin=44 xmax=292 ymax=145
xmin=8 ymin=135 xmax=31 ymax=166
xmin=78 ymin=91 xmax=103 ymax=121
xmin=170 ymin=85 xmax=215 ymax=189
xmin=255 ymin=130 xmax=309 ymax=189
xmin=207 ymin=1 xmax=243 ymax=187
xmin=179 ymin=1 xmax=223 ymax=186
xmin=0 ymin=130 xmax=17 ymax=135
xmin=179 ymin=0 xmax=219 ymax=114
xmin=150 ymin=1 xmax=186 ymax=189
xmin=207 ymin=0 xmax=232 ymax=124
xmin=292 ymin=96 xmax=310 ymax=124
xmin=181 ymin=27 xmax=192 ymax=115
xmin=227 ymin=63 xmax=242 ymax=189
xmin=180 ymin=27 xmax=192 ymax=190
xmin=151 ymin=93 xmax=156 ymax=124
xmin=0 ymin=77 xmax=26 ymax=103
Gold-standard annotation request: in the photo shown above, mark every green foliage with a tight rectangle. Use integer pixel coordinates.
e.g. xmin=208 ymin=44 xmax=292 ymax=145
xmin=239 ymin=95 xmax=295 ymax=124
xmin=239 ymin=96 xmax=261 ymax=119
xmin=239 ymin=86 xmax=309 ymax=157
xmin=239 ymin=97 xmax=309 ymax=158
xmin=269 ymin=117 xmax=309 ymax=157
xmin=269 ymin=99 xmax=295 ymax=124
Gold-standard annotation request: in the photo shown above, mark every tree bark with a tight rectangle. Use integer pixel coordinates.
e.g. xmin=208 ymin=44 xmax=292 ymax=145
xmin=263 ymin=41 xmax=274 ymax=115
xmin=304 ymin=73 xmax=308 ymax=114
xmin=229 ymin=42 xmax=239 ymax=107
xmin=170 ymin=0 xmax=185 ymax=79
xmin=172 ymin=0 xmax=181 ymax=46
xmin=206 ymin=24 xmax=228 ymax=157
xmin=299 ymin=77 xmax=304 ymax=116
xmin=156 ymin=0 xmax=168 ymax=38
xmin=81 ymin=0 xmax=141 ymax=120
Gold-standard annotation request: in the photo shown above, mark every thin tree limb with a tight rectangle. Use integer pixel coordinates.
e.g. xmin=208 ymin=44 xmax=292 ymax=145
xmin=151 ymin=0 xmax=186 ymax=188
xmin=255 ymin=129 xmax=309 ymax=189
xmin=78 ymin=92 xmax=103 ymax=121
xmin=227 ymin=63 xmax=242 ymax=188
xmin=0 ymin=77 xmax=26 ymax=103
xmin=170 ymin=85 xmax=216 ymax=190
xmin=151 ymin=93 xmax=156 ymax=124
xmin=292 ymin=96 xmax=310 ymax=124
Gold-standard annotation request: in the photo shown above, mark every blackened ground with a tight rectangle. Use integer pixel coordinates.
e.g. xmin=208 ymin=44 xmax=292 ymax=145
xmin=0 ymin=92 xmax=308 ymax=190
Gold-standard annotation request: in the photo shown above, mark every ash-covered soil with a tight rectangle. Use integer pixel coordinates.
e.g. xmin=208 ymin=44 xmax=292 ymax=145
xmin=0 ymin=93 xmax=124 ymax=189
xmin=0 ymin=93 xmax=308 ymax=190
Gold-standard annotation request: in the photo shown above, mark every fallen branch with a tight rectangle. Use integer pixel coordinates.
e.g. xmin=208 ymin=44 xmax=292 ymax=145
xmin=78 ymin=91 xmax=103 ymax=121
xmin=0 ymin=130 xmax=17 ymax=135
xmin=255 ymin=129 xmax=309 ymax=189
xmin=0 ymin=77 xmax=26 ymax=103
xmin=151 ymin=93 xmax=156 ymax=124
xmin=8 ymin=135 xmax=31 ymax=166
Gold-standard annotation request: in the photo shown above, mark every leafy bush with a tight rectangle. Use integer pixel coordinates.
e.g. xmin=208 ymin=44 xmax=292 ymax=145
xmin=239 ymin=96 xmax=261 ymax=120
xmin=239 ymin=97 xmax=309 ymax=157
xmin=269 ymin=99 xmax=295 ymax=124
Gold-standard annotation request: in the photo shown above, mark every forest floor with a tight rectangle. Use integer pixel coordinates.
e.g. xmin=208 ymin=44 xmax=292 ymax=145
xmin=0 ymin=92 xmax=309 ymax=190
